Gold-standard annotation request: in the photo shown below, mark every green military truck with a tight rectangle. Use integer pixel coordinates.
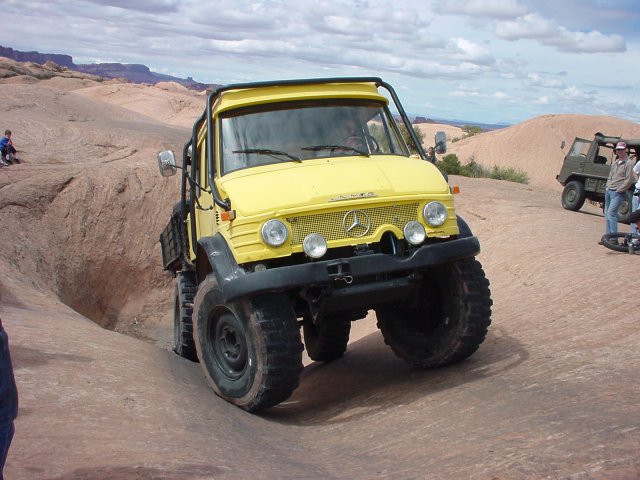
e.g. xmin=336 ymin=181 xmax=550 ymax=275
xmin=157 ymin=77 xmax=492 ymax=412
xmin=557 ymin=133 xmax=639 ymax=222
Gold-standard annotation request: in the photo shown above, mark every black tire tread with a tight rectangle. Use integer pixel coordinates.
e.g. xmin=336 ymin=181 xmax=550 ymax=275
xmin=303 ymin=316 xmax=351 ymax=362
xmin=562 ymin=180 xmax=586 ymax=211
xmin=192 ymin=274 xmax=303 ymax=412
xmin=377 ymin=258 xmax=492 ymax=368
xmin=173 ymin=270 xmax=198 ymax=361
xmin=246 ymin=295 xmax=304 ymax=411
xmin=600 ymin=232 xmax=640 ymax=253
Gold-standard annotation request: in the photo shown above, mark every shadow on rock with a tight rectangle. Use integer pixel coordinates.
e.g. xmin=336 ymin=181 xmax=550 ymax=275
xmin=11 ymin=345 xmax=93 ymax=369
xmin=43 ymin=464 xmax=226 ymax=480
xmin=264 ymin=326 xmax=527 ymax=425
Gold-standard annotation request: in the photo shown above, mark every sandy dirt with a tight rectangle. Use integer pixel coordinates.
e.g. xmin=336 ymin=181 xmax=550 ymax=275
xmin=1 ymin=60 xmax=639 ymax=479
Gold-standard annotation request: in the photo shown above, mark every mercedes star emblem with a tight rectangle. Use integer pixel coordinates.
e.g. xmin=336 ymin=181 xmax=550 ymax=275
xmin=342 ymin=210 xmax=371 ymax=237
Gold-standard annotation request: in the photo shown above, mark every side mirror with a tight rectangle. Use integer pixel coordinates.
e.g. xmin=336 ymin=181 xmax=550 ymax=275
xmin=157 ymin=150 xmax=177 ymax=177
xmin=434 ymin=131 xmax=447 ymax=154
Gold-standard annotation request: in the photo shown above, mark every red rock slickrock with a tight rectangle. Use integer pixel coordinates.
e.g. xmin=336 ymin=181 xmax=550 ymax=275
xmin=1 ymin=59 xmax=639 ymax=479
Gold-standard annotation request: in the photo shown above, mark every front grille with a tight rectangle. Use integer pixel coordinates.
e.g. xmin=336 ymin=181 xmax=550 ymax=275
xmin=287 ymin=203 xmax=419 ymax=245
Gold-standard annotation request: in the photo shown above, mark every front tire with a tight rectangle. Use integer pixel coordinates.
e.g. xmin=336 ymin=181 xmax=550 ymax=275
xmin=192 ymin=275 xmax=303 ymax=412
xmin=173 ymin=271 xmax=198 ymax=361
xmin=376 ymin=258 xmax=492 ymax=368
xmin=561 ymin=180 xmax=586 ymax=211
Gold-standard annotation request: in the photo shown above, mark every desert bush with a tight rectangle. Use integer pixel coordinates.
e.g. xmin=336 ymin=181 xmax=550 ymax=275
xmin=438 ymin=153 xmax=464 ymax=175
xmin=451 ymin=124 xmax=483 ymax=143
xmin=462 ymin=125 xmax=483 ymax=136
xmin=438 ymin=154 xmax=529 ymax=184
xmin=398 ymin=123 xmax=425 ymax=155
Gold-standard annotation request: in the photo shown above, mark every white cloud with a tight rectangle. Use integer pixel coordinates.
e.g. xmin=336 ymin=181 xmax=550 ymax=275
xmin=526 ymin=73 xmax=564 ymax=89
xmin=2 ymin=0 xmax=639 ymax=124
xmin=493 ymin=91 xmax=511 ymax=99
xmin=495 ymin=13 xmax=556 ymax=40
xmin=551 ymin=30 xmax=626 ymax=53
xmin=438 ymin=0 xmax=528 ymax=19
xmin=495 ymin=13 xmax=626 ymax=53
xmin=561 ymin=85 xmax=595 ymax=101
xmin=446 ymin=38 xmax=495 ymax=65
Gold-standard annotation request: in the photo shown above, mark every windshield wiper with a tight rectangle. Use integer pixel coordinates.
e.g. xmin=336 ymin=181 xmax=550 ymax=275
xmin=301 ymin=145 xmax=369 ymax=157
xmin=233 ymin=148 xmax=301 ymax=162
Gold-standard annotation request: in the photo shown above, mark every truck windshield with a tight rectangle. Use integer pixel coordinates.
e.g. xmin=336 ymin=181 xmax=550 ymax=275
xmin=219 ymin=100 xmax=409 ymax=175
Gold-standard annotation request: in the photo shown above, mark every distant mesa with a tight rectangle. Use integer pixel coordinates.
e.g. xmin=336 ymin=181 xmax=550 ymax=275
xmin=0 ymin=45 xmax=216 ymax=91
xmin=413 ymin=116 xmax=435 ymax=124
xmin=0 ymin=46 xmax=75 ymax=69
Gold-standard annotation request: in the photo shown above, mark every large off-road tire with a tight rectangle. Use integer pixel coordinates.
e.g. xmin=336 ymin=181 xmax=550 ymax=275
xmin=192 ymin=275 xmax=304 ymax=412
xmin=303 ymin=315 xmax=352 ymax=362
xmin=561 ymin=180 xmax=586 ymax=211
xmin=376 ymin=258 xmax=492 ymax=368
xmin=173 ymin=271 xmax=198 ymax=361
xmin=600 ymin=232 xmax=640 ymax=253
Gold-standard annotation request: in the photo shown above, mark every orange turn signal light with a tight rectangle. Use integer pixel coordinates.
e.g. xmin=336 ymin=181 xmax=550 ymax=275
xmin=220 ymin=210 xmax=236 ymax=222
xmin=451 ymin=185 xmax=460 ymax=194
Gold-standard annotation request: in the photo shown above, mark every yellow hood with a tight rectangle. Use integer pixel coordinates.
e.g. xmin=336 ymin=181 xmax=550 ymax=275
xmin=218 ymin=156 xmax=450 ymax=216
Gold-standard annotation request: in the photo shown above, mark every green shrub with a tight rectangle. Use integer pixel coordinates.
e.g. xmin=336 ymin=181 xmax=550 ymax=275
xmin=439 ymin=153 xmax=464 ymax=175
xmin=462 ymin=125 xmax=483 ymax=137
xmin=451 ymin=125 xmax=483 ymax=143
xmin=438 ymin=154 xmax=529 ymax=184
xmin=398 ymin=123 xmax=425 ymax=155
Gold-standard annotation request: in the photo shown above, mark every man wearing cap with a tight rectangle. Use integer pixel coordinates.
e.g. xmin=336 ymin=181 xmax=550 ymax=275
xmin=603 ymin=141 xmax=635 ymax=237
xmin=630 ymin=149 xmax=640 ymax=241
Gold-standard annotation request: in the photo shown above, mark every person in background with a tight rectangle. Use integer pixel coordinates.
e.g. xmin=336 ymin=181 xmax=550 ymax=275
xmin=603 ymin=141 xmax=635 ymax=240
xmin=0 ymin=293 xmax=18 ymax=480
xmin=630 ymin=153 xmax=640 ymax=245
xmin=426 ymin=146 xmax=438 ymax=163
xmin=0 ymin=130 xmax=19 ymax=166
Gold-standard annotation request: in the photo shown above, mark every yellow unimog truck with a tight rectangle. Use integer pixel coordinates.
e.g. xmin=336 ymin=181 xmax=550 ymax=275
xmin=158 ymin=77 xmax=492 ymax=412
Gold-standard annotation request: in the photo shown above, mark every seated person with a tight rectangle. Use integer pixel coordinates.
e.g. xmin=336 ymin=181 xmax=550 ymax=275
xmin=0 ymin=130 xmax=19 ymax=165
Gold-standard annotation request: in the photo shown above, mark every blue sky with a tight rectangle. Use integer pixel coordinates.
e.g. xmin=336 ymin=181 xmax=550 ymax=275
xmin=2 ymin=0 xmax=639 ymax=124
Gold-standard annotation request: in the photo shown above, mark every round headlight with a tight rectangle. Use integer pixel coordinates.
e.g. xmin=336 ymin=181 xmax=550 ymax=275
xmin=404 ymin=221 xmax=426 ymax=245
xmin=261 ymin=219 xmax=288 ymax=247
xmin=423 ymin=202 xmax=448 ymax=227
xmin=302 ymin=233 xmax=327 ymax=258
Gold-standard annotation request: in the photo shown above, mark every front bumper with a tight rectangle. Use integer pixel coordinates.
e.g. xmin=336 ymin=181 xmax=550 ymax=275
xmin=220 ymin=236 xmax=480 ymax=302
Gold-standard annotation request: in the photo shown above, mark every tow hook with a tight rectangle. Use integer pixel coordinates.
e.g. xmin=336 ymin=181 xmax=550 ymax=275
xmin=327 ymin=260 xmax=354 ymax=284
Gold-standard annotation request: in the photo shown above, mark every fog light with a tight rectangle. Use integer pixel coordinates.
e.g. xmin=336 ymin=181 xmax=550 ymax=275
xmin=404 ymin=221 xmax=426 ymax=245
xmin=423 ymin=202 xmax=448 ymax=227
xmin=303 ymin=233 xmax=327 ymax=258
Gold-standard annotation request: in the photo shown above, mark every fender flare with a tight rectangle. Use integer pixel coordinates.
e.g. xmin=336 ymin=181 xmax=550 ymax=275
xmin=456 ymin=215 xmax=473 ymax=239
xmin=197 ymin=234 xmax=245 ymax=293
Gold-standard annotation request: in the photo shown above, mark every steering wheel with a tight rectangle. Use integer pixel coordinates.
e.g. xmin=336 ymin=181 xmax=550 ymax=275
xmin=364 ymin=134 xmax=380 ymax=153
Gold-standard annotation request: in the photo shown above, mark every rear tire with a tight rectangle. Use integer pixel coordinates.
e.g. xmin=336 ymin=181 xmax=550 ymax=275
xmin=192 ymin=275 xmax=303 ymax=412
xmin=173 ymin=271 xmax=198 ymax=361
xmin=616 ymin=190 xmax=634 ymax=224
xmin=561 ymin=181 xmax=586 ymax=211
xmin=303 ymin=315 xmax=351 ymax=362
xmin=376 ymin=258 xmax=492 ymax=368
